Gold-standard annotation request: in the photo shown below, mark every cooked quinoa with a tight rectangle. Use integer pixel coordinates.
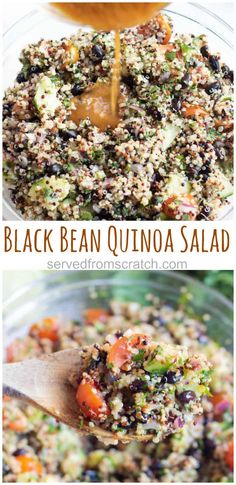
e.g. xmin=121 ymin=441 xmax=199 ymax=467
xmin=73 ymin=331 xmax=212 ymax=441
xmin=3 ymin=14 xmax=233 ymax=220
xmin=3 ymin=295 xmax=233 ymax=482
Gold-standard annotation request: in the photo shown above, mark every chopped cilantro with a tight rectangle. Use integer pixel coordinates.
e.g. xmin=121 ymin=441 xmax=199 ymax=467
xmin=165 ymin=51 xmax=176 ymax=61
xmin=133 ymin=349 xmax=145 ymax=362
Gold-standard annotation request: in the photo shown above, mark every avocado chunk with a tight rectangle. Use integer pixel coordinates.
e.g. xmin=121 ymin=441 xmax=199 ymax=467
xmin=162 ymin=123 xmax=181 ymax=151
xmin=34 ymin=76 xmax=60 ymax=115
xmin=144 ymin=343 xmax=187 ymax=376
xmin=29 ymin=176 xmax=70 ymax=210
xmin=166 ymin=174 xmax=191 ymax=195
xmin=220 ymin=175 xmax=233 ymax=199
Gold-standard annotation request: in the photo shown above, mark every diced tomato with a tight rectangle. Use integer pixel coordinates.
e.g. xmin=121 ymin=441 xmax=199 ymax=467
xmin=129 ymin=334 xmax=151 ymax=348
xmin=8 ymin=416 xmax=28 ymax=433
xmin=76 ymin=380 xmax=110 ymax=420
xmin=107 ymin=336 xmax=131 ymax=369
xmin=224 ymin=441 xmax=233 ymax=471
xmin=15 ymin=455 xmax=43 ymax=475
xmin=84 ymin=308 xmax=110 ymax=324
xmin=156 ymin=14 xmax=172 ymax=44
xmin=211 ymin=393 xmax=232 ymax=416
xmin=162 ymin=194 xmax=198 ymax=220
xmin=182 ymin=104 xmax=208 ymax=118
xmin=215 ymin=119 xmax=233 ymax=131
xmin=29 ymin=317 xmax=59 ymax=342
xmin=107 ymin=334 xmax=151 ymax=369
xmin=6 ymin=343 xmax=15 ymax=363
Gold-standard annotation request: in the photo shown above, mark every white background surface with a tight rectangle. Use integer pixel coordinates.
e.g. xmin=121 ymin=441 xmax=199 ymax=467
xmin=3 ymin=1 xmax=233 ymax=31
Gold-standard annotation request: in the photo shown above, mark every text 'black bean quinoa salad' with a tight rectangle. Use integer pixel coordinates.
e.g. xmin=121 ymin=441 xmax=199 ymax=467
xmin=3 ymin=295 xmax=233 ymax=482
xmin=3 ymin=14 xmax=233 ymax=220
xmin=72 ymin=331 xmax=212 ymax=441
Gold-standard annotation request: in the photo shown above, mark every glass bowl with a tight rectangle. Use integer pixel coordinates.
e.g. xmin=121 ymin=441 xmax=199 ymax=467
xmin=3 ymin=3 xmax=233 ymax=220
xmin=3 ymin=270 xmax=233 ymax=354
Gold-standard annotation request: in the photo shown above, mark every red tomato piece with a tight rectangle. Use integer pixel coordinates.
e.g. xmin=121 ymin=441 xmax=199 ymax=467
xmin=30 ymin=317 xmax=59 ymax=341
xmin=76 ymin=380 xmax=110 ymax=420
xmin=107 ymin=334 xmax=151 ymax=369
xmin=84 ymin=308 xmax=110 ymax=324
xmin=224 ymin=441 xmax=234 ymax=471
xmin=211 ymin=393 xmax=232 ymax=416
xmin=16 ymin=455 xmax=43 ymax=475
xmin=6 ymin=343 xmax=15 ymax=363
xmin=162 ymin=194 xmax=198 ymax=220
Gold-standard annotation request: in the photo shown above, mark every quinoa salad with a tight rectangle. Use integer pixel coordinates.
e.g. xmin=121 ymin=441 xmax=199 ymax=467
xmin=73 ymin=332 xmax=212 ymax=441
xmin=3 ymin=296 xmax=233 ymax=482
xmin=3 ymin=14 xmax=234 ymax=221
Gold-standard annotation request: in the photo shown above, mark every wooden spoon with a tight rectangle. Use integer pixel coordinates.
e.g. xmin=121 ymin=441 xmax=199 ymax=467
xmin=3 ymin=348 xmax=154 ymax=444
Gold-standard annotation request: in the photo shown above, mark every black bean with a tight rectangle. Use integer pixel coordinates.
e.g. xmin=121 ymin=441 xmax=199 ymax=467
xmin=160 ymin=375 xmax=168 ymax=384
xmin=46 ymin=163 xmax=65 ymax=176
xmin=3 ymin=461 xmax=10 ymax=476
xmin=126 ymin=124 xmax=140 ymax=139
xmin=221 ymin=64 xmax=233 ymax=83
xmin=178 ymin=390 xmax=196 ymax=404
xmin=229 ymin=70 xmax=234 ymax=83
xmin=122 ymin=420 xmax=137 ymax=431
xmin=28 ymin=65 xmax=43 ymax=76
xmin=113 ymin=472 xmax=126 ymax=480
xmin=200 ymin=45 xmax=209 ymax=58
xmin=103 ymin=371 xmax=118 ymax=386
xmin=138 ymin=413 xmax=149 ymax=423
xmin=3 ymin=103 xmax=12 ymax=120
xmin=91 ymin=44 xmax=105 ymax=63
xmin=215 ymin=146 xmax=225 ymax=161
xmin=150 ymin=461 xmax=164 ymax=473
xmin=205 ymin=81 xmax=221 ymax=95
xmin=130 ymin=379 xmax=148 ymax=392
xmin=71 ymin=84 xmax=85 ymax=96
xmin=196 ymin=205 xmax=212 ymax=220
xmin=122 ymin=389 xmax=135 ymax=409
xmin=165 ymin=370 xmax=183 ymax=384
xmin=97 ymin=209 xmax=113 ymax=220
xmin=186 ymin=446 xmax=202 ymax=462
xmin=147 ymin=107 xmax=163 ymax=121
xmin=171 ymin=96 xmax=182 ymax=112
xmin=181 ymin=73 xmax=191 ymax=88
xmin=115 ymin=330 xmax=124 ymax=338
xmin=122 ymin=75 xmax=134 ymax=88
xmin=209 ymin=55 xmax=220 ymax=73
xmin=83 ymin=470 xmax=100 ymax=482
xmin=204 ymin=438 xmax=216 ymax=456
xmin=59 ymin=129 xmax=78 ymax=141
xmin=152 ymin=172 xmax=163 ymax=183
xmin=16 ymin=71 xmax=27 ymax=83
xmin=158 ymin=71 xmax=170 ymax=84
xmin=13 ymin=449 xmax=26 ymax=457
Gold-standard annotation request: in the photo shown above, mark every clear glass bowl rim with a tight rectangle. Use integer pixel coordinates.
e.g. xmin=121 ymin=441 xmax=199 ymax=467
xmin=3 ymin=269 xmax=233 ymax=315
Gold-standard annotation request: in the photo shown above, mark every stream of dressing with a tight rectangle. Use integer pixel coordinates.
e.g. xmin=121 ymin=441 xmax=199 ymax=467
xmin=50 ymin=3 xmax=167 ymax=130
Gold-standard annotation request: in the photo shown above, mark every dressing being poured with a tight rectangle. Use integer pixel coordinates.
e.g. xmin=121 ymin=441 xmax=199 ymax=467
xmin=49 ymin=3 xmax=168 ymax=129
